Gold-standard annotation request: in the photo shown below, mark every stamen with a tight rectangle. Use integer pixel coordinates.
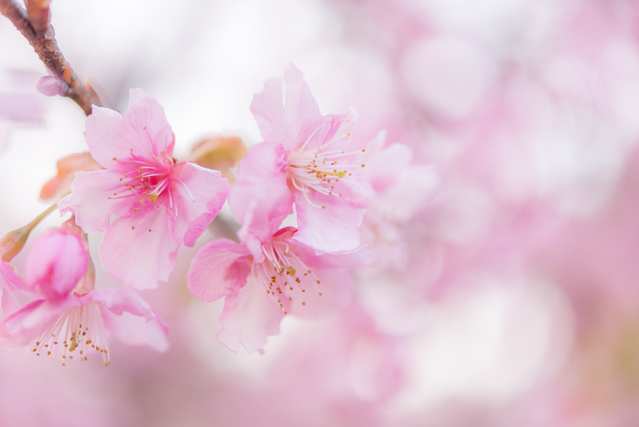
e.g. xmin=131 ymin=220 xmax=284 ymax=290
xmin=32 ymin=302 xmax=111 ymax=366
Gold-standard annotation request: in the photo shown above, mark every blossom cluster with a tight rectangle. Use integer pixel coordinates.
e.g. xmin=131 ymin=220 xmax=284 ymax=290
xmin=0 ymin=64 xmax=431 ymax=362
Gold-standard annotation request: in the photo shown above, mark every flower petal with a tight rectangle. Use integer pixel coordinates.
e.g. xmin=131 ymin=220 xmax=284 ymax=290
xmin=85 ymin=287 xmax=169 ymax=352
xmin=25 ymin=230 xmax=88 ymax=300
xmin=229 ymin=141 xmax=293 ymax=235
xmin=85 ymin=89 xmax=173 ymax=169
xmin=250 ymin=63 xmax=323 ymax=151
xmin=216 ymin=274 xmax=284 ymax=354
xmin=100 ymin=212 xmax=180 ymax=290
xmin=0 ymin=299 xmax=78 ymax=350
xmin=302 ymin=108 xmax=358 ymax=152
xmin=124 ymin=88 xmax=174 ymax=157
xmin=170 ymin=162 xmax=230 ymax=247
xmin=294 ymin=192 xmax=366 ymax=253
xmin=187 ymin=238 xmax=251 ymax=302
xmin=289 ymin=240 xmax=375 ymax=270
xmin=58 ymin=170 xmax=137 ymax=233
xmin=285 ymin=267 xmax=354 ymax=320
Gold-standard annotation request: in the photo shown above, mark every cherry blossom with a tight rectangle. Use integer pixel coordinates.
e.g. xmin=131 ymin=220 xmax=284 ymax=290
xmin=0 ymin=228 xmax=168 ymax=366
xmin=187 ymin=189 xmax=373 ymax=354
xmin=58 ymin=89 xmax=229 ymax=289
xmin=232 ymin=63 xmax=373 ymax=254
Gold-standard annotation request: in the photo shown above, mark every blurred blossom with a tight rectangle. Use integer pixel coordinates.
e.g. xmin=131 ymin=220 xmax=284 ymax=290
xmin=0 ymin=70 xmax=46 ymax=149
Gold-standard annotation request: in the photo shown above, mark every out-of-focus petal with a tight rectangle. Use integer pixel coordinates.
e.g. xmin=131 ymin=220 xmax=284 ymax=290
xmin=40 ymin=152 xmax=102 ymax=200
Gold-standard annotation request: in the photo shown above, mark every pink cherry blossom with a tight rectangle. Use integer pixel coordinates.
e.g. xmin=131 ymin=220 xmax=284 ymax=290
xmin=0 ymin=229 xmax=169 ymax=366
xmin=232 ymin=63 xmax=373 ymax=254
xmin=358 ymin=131 xmax=438 ymax=270
xmin=58 ymin=89 xmax=230 ymax=289
xmin=187 ymin=190 xmax=374 ymax=354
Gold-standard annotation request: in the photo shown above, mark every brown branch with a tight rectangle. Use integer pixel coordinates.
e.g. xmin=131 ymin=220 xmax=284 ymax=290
xmin=25 ymin=0 xmax=50 ymax=35
xmin=0 ymin=0 xmax=102 ymax=115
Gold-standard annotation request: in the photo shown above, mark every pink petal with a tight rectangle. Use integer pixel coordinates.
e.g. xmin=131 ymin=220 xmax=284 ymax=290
xmin=0 ymin=262 xmax=29 ymax=315
xmin=187 ymin=238 xmax=251 ymax=302
xmin=100 ymin=212 xmax=180 ymax=290
xmin=333 ymin=171 xmax=375 ymax=208
xmin=285 ymin=268 xmax=354 ymax=320
xmin=84 ymin=287 xmax=169 ymax=352
xmin=84 ymin=287 xmax=160 ymax=320
xmin=0 ymin=286 xmax=20 ymax=318
xmin=58 ymin=170 xmax=137 ymax=233
xmin=250 ymin=63 xmax=323 ymax=151
xmin=169 ymin=162 xmax=230 ymax=247
xmin=289 ymin=240 xmax=375 ymax=270
xmin=101 ymin=309 xmax=169 ymax=352
xmin=0 ymin=299 xmax=78 ymax=350
xmin=294 ymin=192 xmax=366 ymax=253
xmin=229 ymin=141 xmax=293 ymax=237
xmin=86 ymin=89 xmax=173 ymax=169
xmin=124 ymin=89 xmax=174 ymax=156
xmin=0 ymin=268 xmax=19 ymax=317
xmin=216 ymin=274 xmax=284 ymax=354
xmin=25 ymin=230 xmax=88 ymax=300
xmin=302 ymin=108 xmax=358 ymax=152
xmin=360 ymin=142 xmax=412 ymax=193
xmin=0 ymin=260 xmax=25 ymax=291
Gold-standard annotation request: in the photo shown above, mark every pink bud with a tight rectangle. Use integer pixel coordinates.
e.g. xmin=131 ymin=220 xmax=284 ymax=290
xmin=36 ymin=76 xmax=69 ymax=97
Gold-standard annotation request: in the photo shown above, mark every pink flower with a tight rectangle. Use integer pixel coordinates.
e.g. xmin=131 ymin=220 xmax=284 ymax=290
xmin=58 ymin=89 xmax=230 ymax=289
xmin=0 ymin=229 xmax=169 ymax=366
xmin=358 ymin=131 xmax=438 ymax=270
xmin=232 ymin=63 xmax=373 ymax=254
xmin=187 ymin=191 xmax=374 ymax=354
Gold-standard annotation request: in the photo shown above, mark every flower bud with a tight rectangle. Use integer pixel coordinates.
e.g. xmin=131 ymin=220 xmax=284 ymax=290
xmin=0 ymin=224 xmax=32 ymax=262
xmin=0 ymin=203 xmax=58 ymax=261
xmin=36 ymin=76 xmax=68 ymax=97
xmin=60 ymin=216 xmax=95 ymax=295
xmin=186 ymin=136 xmax=246 ymax=183
xmin=40 ymin=152 xmax=101 ymax=200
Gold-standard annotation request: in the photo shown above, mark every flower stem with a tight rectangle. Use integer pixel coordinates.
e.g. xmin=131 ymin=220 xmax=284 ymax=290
xmin=0 ymin=0 xmax=103 ymax=115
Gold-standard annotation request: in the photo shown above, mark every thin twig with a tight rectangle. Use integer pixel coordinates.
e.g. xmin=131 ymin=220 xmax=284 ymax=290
xmin=25 ymin=0 xmax=50 ymax=35
xmin=0 ymin=0 xmax=102 ymax=115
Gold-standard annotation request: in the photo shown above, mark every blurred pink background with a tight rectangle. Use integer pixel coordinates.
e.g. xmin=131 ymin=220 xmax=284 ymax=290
xmin=3 ymin=0 xmax=639 ymax=425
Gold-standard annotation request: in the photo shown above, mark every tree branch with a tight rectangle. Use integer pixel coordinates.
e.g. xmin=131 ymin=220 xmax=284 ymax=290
xmin=0 ymin=0 xmax=102 ymax=115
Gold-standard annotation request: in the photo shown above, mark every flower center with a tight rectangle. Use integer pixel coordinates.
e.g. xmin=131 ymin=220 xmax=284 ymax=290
xmin=287 ymin=129 xmax=365 ymax=208
xmin=32 ymin=301 xmax=111 ymax=367
xmin=108 ymin=150 xmax=173 ymax=209
xmin=252 ymin=240 xmax=322 ymax=314
xmin=107 ymin=150 xmax=194 ymax=223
